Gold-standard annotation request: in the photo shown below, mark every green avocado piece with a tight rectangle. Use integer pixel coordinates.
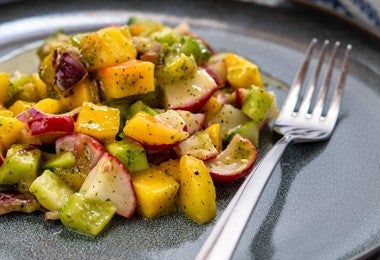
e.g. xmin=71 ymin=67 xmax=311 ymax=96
xmin=29 ymin=169 xmax=74 ymax=212
xmin=59 ymin=193 xmax=116 ymax=237
xmin=0 ymin=144 xmax=41 ymax=191
xmin=106 ymin=138 xmax=149 ymax=173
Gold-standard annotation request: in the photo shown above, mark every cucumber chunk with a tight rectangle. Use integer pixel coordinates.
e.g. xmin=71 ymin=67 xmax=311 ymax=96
xmin=29 ymin=169 xmax=74 ymax=212
xmin=126 ymin=100 xmax=158 ymax=120
xmin=43 ymin=152 xmax=76 ymax=169
xmin=0 ymin=144 xmax=41 ymax=191
xmin=227 ymin=121 xmax=259 ymax=147
xmin=106 ymin=138 xmax=149 ymax=172
xmin=59 ymin=193 xmax=116 ymax=237
xmin=241 ymin=85 xmax=273 ymax=124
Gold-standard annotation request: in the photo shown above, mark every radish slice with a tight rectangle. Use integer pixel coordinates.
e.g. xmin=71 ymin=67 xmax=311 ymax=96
xmin=206 ymin=134 xmax=257 ymax=183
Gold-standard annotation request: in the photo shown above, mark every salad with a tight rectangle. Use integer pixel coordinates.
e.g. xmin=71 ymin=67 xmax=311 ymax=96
xmin=0 ymin=18 xmax=278 ymax=237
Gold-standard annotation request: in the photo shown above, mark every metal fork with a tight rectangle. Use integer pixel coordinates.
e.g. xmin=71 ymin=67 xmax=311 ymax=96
xmin=196 ymin=39 xmax=352 ymax=260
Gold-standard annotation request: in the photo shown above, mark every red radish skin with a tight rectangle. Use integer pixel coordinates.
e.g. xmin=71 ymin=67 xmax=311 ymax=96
xmin=174 ymin=132 xmax=218 ymax=161
xmin=235 ymin=88 xmax=250 ymax=109
xmin=80 ymin=152 xmax=137 ymax=218
xmin=206 ymin=135 xmax=257 ymax=183
xmin=201 ymin=65 xmax=224 ymax=88
xmin=27 ymin=116 xmax=75 ymax=143
xmin=163 ymin=69 xmax=217 ymax=113
xmin=55 ymin=133 xmax=105 ymax=171
xmin=175 ymin=110 xmax=206 ymax=135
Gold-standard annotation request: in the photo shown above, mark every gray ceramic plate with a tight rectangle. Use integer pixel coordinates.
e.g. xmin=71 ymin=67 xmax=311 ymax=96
xmin=0 ymin=1 xmax=379 ymax=259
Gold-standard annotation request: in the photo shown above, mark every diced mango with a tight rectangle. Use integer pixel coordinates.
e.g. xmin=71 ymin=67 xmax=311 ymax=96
xmin=59 ymin=78 xmax=99 ymax=111
xmin=98 ymin=59 xmax=155 ymax=99
xmin=200 ymin=96 xmax=223 ymax=119
xmin=224 ymin=53 xmax=263 ymax=88
xmin=0 ymin=106 xmax=13 ymax=117
xmin=203 ymin=123 xmax=222 ymax=152
xmin=0 ymin=116 xmax=25 ymax=151
xmin=34 ymin=98 xmax=63 ymax=114
xmin=119 ymin=25 xmax=132 ymax=39
xmin=80 ymin=26 xmax=137 ymax=70
xmin=31 ymin=73 xmax=48 ymax=99
xmin=128 ymin=19 xmax=164 ymax=37
xmin=38 ymin=51 xmax=55 ymax=86
xmin=75 ymin=102 xmax=120 ymax=140
xmin=132 ymin=167 xmax=179 ymax=219
xmin=0 ymin=72 xmax=10 ymax=105
xmin=154 ymin=158 xmax=181 ymax=183
xmin=123 ymin=111 xmax=188 ymax=146
xmin=8 ymin=100 xmax=35 ymax=116
xmin=178 ymin=155 xmax=216 ymax=224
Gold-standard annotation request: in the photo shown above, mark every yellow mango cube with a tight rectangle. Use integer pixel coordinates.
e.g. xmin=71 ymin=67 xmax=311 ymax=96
xmin=155 ymin=159 xmax=181 ymax=183
xmin=0 ymin=72 xmax=10 ymax=106
xmin=0 ymin=116 xmax=25 ymax=150
xmin=31 ymin=73 xmax=48 ymax=99
xmin=203 ymin=123 xmax=222 ymax=152
xmin=132 ymin=167 xmax=179 ymax=219
xmin=200 ymin=96 xmax=223 ymax=119
xmin=0 ymin=106 xmax=13 ymax=117
xmin=128 ymin=21 xmax=164 ymax=37
xmin=75 ymin=102 xmax=120 ymax=140
xmin=34 ymin=98 xmax=63 ymax=114
xmin=178 ymin=155 xmax=216 ymax=224
xmin=60 ymin=78 xmax=99 ymax=111
xmin=98 ymin=59 xmax=155 ymax=99
xmin=80 ymin=26 xmax=137 ymax=70
xmin=119 ymin=25 xmax=132 ymax=39
xmin=8 ymin=100 xmax=35 ymax=116
xmin=123 ymin=111 xmax=188 ymax=146
xmin=224 ymin=53 xmax=263 ymax=88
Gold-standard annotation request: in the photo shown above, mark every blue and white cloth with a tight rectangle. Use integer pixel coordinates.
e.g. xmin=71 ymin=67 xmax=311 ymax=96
xmin=305 ymin=0 xmax=380 ymax=29
xmin=240 ymin=0 xmax=380 ymax=37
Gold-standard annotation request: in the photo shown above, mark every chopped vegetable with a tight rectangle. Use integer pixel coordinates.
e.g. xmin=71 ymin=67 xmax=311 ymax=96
xmin=29 ymin=169 xmax=74 ymax=212
xmin=0 ymin=18 xmax=279 ymax=236
xmin=178 ymin=155 xmax=216 ymax=224
xmin=59 ymin=193 xmax=117 ymax=237
xmin=132 ymin=167 xmax=179 ymax=219
xmin=75 ymin=102 xmax=120 ymax=140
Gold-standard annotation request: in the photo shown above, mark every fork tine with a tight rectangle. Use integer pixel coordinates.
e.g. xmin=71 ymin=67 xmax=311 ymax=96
xmin=298 ymin=39 xmax=330 ymax=115
xmin=311 ymin=41 xmax=340 ymax=117
xmin=281 ymin=38 xmax=317 ymax=114
xmin=324 ymin=44 xmax=352 ymax=122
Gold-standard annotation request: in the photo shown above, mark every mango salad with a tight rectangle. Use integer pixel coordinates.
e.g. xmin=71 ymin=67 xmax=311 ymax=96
xmin=0 ymin=18 xmax=279 ymax=236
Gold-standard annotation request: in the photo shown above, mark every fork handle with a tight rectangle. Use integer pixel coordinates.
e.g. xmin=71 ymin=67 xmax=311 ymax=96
xmin=196 ymin=135 xmax=293 ymax=260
